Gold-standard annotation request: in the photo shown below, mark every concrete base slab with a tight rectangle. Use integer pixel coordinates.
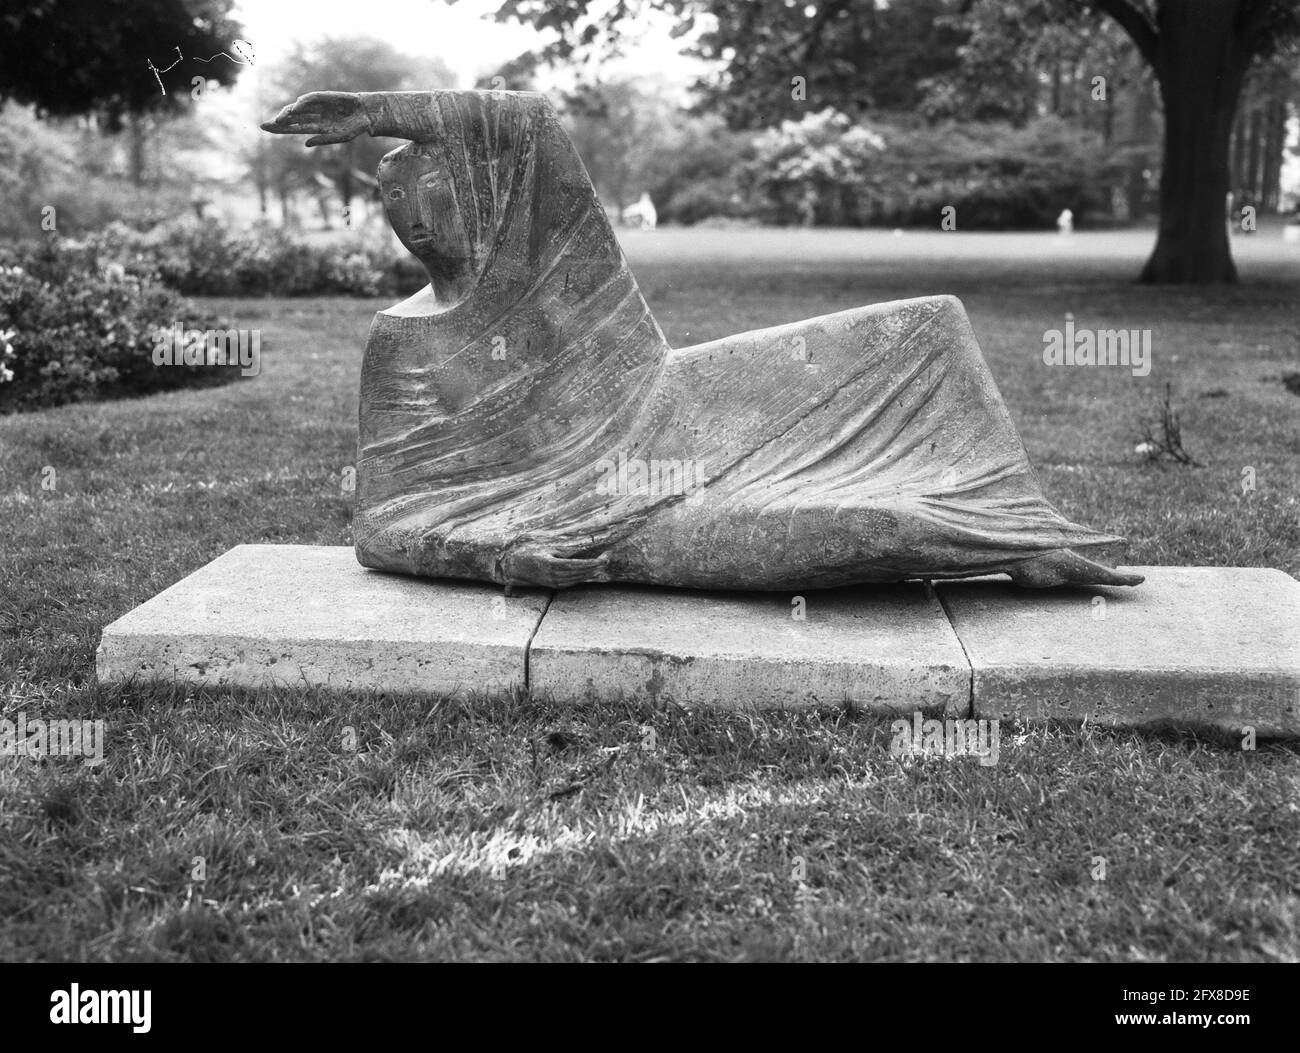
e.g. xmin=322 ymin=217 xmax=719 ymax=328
xmin=528 ymin=583 xmax=970 ymax=713
xmin=936 ymin=567 xmax=1300 ymax=738
xmin=95 ymin=545 xmax=551 ymax=696
xmin=95 ymin=547 xmax=1300 ymax=738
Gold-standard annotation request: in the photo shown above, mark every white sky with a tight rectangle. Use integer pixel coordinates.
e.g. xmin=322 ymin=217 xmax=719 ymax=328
xmin=205 ymin=0 xmax=715 ymax=165
xmin=229 ymin=0 xmax=708 ymax=92
xmin=192 ymin=1 xmax=1300 ymax=205
xmin=179 ymin=0 xmax=710 ymax=186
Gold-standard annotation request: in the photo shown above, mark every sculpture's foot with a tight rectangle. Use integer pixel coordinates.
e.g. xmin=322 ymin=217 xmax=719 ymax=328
xmin=499 ymin=545 xmax=611 ymax=589
xmin=1006 ymin=549 xmax=1144 ymax=588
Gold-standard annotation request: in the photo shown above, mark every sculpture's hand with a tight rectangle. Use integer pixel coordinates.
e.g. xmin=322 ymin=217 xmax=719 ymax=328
xmin=260 ymin=91 xmax=371 ymax=146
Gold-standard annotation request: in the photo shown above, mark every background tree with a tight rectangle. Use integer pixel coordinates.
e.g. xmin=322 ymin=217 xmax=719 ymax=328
xmin=492 ymin=0 xmax=1300 ymax=283
xmin=0 ymin=0 xmax=248 ymax=185
xmin=919 ymin=3 xmax=1160 ymax=219
xmin=562 ymin=78 xmax=677 ymax=213
xmin=1085 ymin=0 xmax=1300 ymax=282
xmin=265 ymin=37 xmax=456 ymax=225
xmin=1231 ymin=53 xmax=1299 ymax=213
xmin=640 ymin=115 xmax=755 ymax=225
xmin=475 ymin=51 xmax=545 ymax=90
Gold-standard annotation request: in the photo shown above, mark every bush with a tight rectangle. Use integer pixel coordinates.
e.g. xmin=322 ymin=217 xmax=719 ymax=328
xmin=745 ymin=110 xmax=1119 ymax=229
xmin=72 ymin=218 xmax=426 ymax=298
xmin=0 ymin=104 xmax=222 ymax=239
xmin=661 ymin=178 xmax=756 ymax=227
xmin=0 ymin=238 xmax=240 ymax=413
xmin=642 ymin=117 xmax=759 ymax=227
xmin=747 ymin=110 xmax=888 ymax=227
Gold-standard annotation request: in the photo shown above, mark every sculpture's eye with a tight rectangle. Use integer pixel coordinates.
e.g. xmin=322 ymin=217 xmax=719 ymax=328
xmin=387 ymin=187 xmax=405 ymax=201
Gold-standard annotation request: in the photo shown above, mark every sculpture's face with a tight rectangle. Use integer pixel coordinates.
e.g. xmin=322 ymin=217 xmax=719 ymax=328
xmin=378 ymin=145 xmax=474 ymax=289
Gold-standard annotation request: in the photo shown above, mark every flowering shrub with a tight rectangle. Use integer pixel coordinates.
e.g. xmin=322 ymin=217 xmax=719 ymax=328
xmin=749 ymin=110 xmax=888 ymax=227
xmin=746 ymin=110 xmax=1114 ymax=229
xmin=73 ymin=219 xmax=421 ymax=298
xmin=0 ymin=241 xmax=237 ymax=412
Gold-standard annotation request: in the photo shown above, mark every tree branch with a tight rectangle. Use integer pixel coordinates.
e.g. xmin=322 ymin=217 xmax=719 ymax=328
xmin=1089 ymin=0 xmax=1161 ymax=66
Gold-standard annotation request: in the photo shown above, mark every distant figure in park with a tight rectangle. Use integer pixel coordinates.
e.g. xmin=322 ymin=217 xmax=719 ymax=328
xmin=1056 ymin=208 xmax=1074 ymax=236
xmin=622 ymin=192 xmax=658 ymax=230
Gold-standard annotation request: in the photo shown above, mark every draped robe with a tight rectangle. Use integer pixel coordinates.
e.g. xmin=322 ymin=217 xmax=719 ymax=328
xmin=352 ymin=91 xmax=1135 ymax=590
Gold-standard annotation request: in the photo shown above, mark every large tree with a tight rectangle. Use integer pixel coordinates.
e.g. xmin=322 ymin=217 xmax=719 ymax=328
xmin=492 ymin=0 xmax=1300 ymax=283
xmin=1088 ymin=1 xmax=1299 ymax=282
xmin=0 ymin=0 xmax=247 ymax=127
xmin=0 ymin=0 xmax=247 ymax=185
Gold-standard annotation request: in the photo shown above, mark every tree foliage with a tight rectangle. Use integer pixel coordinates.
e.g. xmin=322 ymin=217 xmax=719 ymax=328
xmin=744 ymin=108 xmax=1113 ymax=228
xmin=494 ymin=0 xmax=1300 ymax=281
xmin=0 ymin=0 xmax=248 ymax=130
xmin=562 ymin=78 xmax=679 ymax=209
xmin=493 ymin=0 xmax=1298 ymax=125
xmin=495 ymin=0 xmax=968 ymax=125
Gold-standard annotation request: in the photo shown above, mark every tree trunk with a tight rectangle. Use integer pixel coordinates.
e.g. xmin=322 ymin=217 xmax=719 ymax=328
xmin=128 ymin=115 xmax=147 ymax=187
xmin=1230 ymin=113 xmax=1245 ymax=199
xmin=1102 ymin=72 xmax=1114 ymax=145
xmin=1126 ymin=70 xmax=1156 ymax=220
xmin=1263 ymin=97 xmax=1285 ymax=210
xmin=278 ymin=185 xmax=297 ymax=230
xmin=1139 ymin=5 xmax=1248 ymax=284
xmin=1246 ymin=106 xmax=1263 ymax=201
xmin=254 ymin=141 xmax=269 ymax=216
xmin=342 ymin=141 xmax=356 ymax=221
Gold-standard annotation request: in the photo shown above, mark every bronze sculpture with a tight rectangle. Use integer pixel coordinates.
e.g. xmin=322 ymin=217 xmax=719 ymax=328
xmin=263 ymin=90 xmax=1143 ymax=591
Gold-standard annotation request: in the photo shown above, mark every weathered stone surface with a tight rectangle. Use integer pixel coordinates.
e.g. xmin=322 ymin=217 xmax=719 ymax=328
xmin=96 ymin=545 xmax=551 ymax=696
xmin=937 ymin=567 xmax=1300 ymax=737
xmin=528 ymin=582 xmax=969 ymax=713
xmin=261 ymin=89 xmax=1141 ymax=592
xmin=97 ymin=544 xmax=1298 ymax=738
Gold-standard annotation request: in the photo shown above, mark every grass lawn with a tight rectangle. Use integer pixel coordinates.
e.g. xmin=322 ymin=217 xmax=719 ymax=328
xmin=1 ymin=227 xmax=1297 ymax=961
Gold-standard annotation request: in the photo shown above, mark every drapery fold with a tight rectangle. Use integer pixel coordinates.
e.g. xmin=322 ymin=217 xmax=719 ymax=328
xmin=352 ymin=91 xmax=1134 ymax=590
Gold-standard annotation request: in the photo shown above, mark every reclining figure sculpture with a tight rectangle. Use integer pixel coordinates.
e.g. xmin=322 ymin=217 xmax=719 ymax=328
xmin=263 ymin=90 xmax=1143 ymax=591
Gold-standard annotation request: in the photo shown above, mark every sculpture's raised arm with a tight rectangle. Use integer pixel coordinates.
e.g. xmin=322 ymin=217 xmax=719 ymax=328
xmin=358 ymin=91 xmax=464 ymax=141
xmin=261 ymin=89 xmax=541 ymax=145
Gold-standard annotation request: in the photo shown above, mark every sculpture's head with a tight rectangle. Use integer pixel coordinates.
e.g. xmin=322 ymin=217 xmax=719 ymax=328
xmin=370 ymin=91 xmax=606 ymax=308
xmin=378 ymin=142 xmax=476 ymax=298
xmin=261 ymin=89 xmax=610 ymax=308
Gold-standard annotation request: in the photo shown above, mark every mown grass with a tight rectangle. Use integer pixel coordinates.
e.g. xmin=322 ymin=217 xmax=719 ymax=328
xmin=3 ymin=688 xmax=1296 ymax=961
xmin=1 ymin=228 xmax=1297 ymax=961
